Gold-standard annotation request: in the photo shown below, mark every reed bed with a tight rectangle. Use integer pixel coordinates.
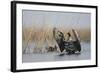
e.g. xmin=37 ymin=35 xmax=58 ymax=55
xmin=22 ymin=25 xmax=90 ymax=54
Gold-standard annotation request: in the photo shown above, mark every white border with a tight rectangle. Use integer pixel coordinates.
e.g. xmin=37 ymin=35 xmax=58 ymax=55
xmin=16 ymin=4 xmax=96 ymax=70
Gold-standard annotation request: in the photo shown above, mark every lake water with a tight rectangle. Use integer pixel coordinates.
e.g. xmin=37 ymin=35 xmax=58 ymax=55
xmin=22 ymin=42 xmax=91 ymax=63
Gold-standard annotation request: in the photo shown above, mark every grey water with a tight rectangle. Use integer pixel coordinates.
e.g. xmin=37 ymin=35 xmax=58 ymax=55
xmin=22 ymin=42 xmax=91 ymax=63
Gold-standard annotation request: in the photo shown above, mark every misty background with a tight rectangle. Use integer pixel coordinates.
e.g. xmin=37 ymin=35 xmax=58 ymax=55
xmin=22 ymin=10 xmax=91 ymax=29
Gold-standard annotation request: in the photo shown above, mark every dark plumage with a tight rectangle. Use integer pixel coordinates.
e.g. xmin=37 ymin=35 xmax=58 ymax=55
xmin=53 ymin=28 xmax=81 ymax=54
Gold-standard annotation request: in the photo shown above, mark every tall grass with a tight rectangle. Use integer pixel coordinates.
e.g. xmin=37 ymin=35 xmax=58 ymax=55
xmin=22 ymin=25 xmax=90 ymax=54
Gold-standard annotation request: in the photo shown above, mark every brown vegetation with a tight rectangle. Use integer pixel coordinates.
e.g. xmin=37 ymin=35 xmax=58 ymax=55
xmin=22 ymin=25 xmax=90 ymax=54
xmin=23 ymin=26 xmax=90 ymax=42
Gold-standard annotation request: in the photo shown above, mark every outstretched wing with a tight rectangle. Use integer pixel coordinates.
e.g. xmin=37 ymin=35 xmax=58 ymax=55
xmin=72 ymin=29 xmax=80 ymax=41
xmin=72 ymin=29 xmax=81 ymax=52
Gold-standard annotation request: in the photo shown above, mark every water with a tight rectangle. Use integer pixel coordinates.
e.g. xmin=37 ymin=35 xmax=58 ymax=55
xmin=22 ymin=42 xmax=91 ymax=63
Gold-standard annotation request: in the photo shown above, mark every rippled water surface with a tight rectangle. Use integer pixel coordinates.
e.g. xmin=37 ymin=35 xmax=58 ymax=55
xmin=22 ymin=42 xmax=91 ymax=63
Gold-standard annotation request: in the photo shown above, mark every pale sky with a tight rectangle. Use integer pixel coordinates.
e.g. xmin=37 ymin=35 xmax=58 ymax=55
xmin=22 ymin=10 xmax=91 ymax=29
